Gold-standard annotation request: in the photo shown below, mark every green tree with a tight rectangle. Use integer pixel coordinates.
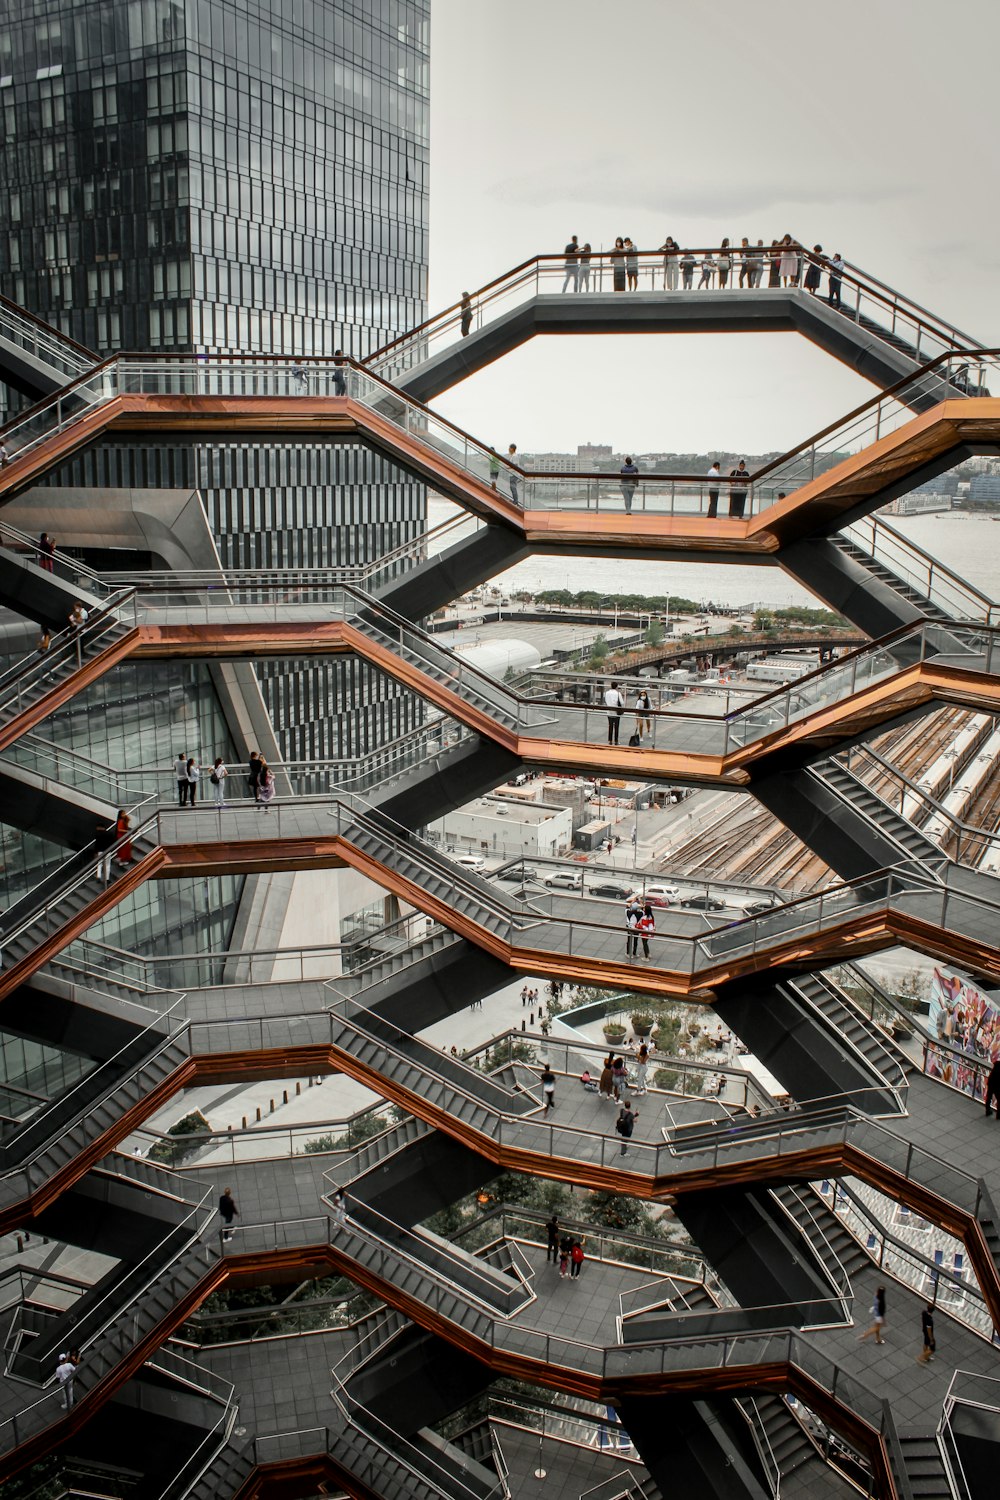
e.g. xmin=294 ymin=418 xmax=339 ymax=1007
xmin=644 ymin=619 xmax=665 ymax=647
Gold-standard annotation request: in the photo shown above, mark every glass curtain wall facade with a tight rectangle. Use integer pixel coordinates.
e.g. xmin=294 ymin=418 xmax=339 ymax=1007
xmin=0 ymin=0 xmax=431 ymax=950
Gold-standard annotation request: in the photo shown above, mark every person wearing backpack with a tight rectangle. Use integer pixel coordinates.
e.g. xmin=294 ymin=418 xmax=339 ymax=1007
xmin=570 ymin=1239 xmax=585 ymax=1280
xmin=604 ymin=681 xmax=626 ymax=745
xmin=616 ymin=1099 xmax=638 ymax=1155
xmin=209 ymin=757 xmax=228 ymax=807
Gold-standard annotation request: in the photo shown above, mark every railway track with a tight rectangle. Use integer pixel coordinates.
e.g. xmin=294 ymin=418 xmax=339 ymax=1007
xmin=663 ymin=707 xmax=998 ymax=892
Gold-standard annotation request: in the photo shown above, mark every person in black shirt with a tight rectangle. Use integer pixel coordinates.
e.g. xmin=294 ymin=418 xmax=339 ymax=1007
xmin=562 ymin=236 xmax=579 ymax=293
xmin=728 ymin=460 xmax=750 ymax=519
xmin=546 ymin=1213 xmax=560 ymax=1263
xmin=460 ymin=292 xmax=473 ymax=336
xmin=984 ymin=1057 xmax=1000 ymax=1118
xmin=248 ymin=750 xmax=263 ymax=802
xmin=917 ymin=1304 xmax=935 ymax=1363
xmin=540 ymin=1063 xmax=556 ymax=1111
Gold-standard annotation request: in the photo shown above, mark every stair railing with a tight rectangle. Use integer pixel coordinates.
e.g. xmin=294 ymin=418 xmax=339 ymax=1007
xmin=0 ymin=291 xmax=95 ymax=375
xmin=841 ymin=744 xmax=1000 ymax=868
xmin=734 ymin=1397 xmax=781 ymax=1499
xmin=363 ymin=243 xmax=985 ymax=388
xmin=841 ymin=516 xmax=999 ymax=625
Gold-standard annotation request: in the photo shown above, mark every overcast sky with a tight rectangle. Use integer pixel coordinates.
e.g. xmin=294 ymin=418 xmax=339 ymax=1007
xmin=427 ymin=0 xmax=997 ymax=458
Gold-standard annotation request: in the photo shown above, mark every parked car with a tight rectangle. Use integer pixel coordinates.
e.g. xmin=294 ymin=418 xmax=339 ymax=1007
xmin=544 ymin=870 xmax=583 ymax=890
xmin=744 ymin=896 xmax=781 ymax=917
xmin=590 ymin=881 xmax=633 ymax=900
xmin=454 ymin=853 xmax=486 ymax=872
xmin=679 ymin=893 xmax=728 ymax=911
xmin=496 ymin=865 xmax=538 ymax=883
xmin=641 ymin=882 xmax=680 ymax=902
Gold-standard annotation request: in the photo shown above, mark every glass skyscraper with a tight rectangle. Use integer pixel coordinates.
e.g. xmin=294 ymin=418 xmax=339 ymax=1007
xmin=0 ymin=0 xmax=431 ymax=763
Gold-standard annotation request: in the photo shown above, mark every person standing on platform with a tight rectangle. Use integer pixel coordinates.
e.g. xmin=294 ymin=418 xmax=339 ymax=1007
xmin=620 ymin=457 xmax=639 ymax=514
xmin=637 ymin=907 xmax=654 ymax=960
xmin=728 ymin=460 xmax=750 ymax=519
xmin=616 ymin=1099 xmax=638 ymax=1155
xmin=605 ymin=681 xmax=626 ymax=745
xmin=546 ymin=1213 xmax=560 ymax=1263
xmin=175 ymin=750 xmax=188 ymax=808
xmin=570 ymin=1240 xmax=585 ymax=1279
xmin=578 ymin=242 xmax=592 ymax=292
xmin=611 ymin=237 xmax=627 ymax=292
xmin=559 ymin=1235 xmax=571 ymax=1278
xmin=706 ymin=461 xmax=721 ymax=519
xmin=660 ymin=236 xmax=680 ymax=290
xmin=562 ymin=236 xmax=580 ymax=292
xmin=599 ymin=1055 xmax=615 ymax=1101
xmin=248 ymin=751 xmax=263 ymax=802
xmin=257 ymin=760 xmax=276 ymax=811
xmin=332 ymin=348 xmax=348 ymax=396
xmin=634 ymin=689 xmax=652 ymax=741
xmin=460 ymin=292 xmax=473 ymax=336
xmin=209 ymin=757 xmax=228 ymax=807
xmin=624 ymin=237 xmax=639 ymax=290
xmin=185 ymin=757 xmax=200 ymax=806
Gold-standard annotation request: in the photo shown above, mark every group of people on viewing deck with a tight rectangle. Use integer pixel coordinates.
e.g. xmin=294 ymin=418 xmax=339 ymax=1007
xmin=558 ymin=235 xmax=845 ymax=305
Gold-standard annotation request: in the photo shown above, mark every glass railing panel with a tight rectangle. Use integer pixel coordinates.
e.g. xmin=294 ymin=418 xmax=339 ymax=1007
xmin=365 ymin=247 xmax=985 ymax=393
xmin=1 ymin=366 xmax=119 ymax=464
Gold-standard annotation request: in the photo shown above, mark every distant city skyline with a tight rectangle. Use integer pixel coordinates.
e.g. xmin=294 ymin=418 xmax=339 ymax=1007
xmin=428 ymin=0 xmax=999 ymax=459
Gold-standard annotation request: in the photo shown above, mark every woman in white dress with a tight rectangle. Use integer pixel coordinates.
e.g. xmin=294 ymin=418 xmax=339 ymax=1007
xmin=778 ymin=234 xmax=800 ymax=287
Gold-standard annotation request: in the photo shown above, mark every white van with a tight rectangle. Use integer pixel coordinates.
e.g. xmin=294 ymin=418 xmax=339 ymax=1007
xmin=642 ymin=882 xmax=679 ymax=902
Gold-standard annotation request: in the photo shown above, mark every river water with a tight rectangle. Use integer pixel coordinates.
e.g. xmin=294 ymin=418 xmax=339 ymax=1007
xmin=429 ymin=501 xmax=1000 ymax=612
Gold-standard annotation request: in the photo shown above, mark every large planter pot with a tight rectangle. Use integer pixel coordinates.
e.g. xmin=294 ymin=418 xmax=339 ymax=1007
xmin=631 ymin=1016 xmax=654 ymax=1038
xmin=603 ymin=1025 xmax=627 ymax=1046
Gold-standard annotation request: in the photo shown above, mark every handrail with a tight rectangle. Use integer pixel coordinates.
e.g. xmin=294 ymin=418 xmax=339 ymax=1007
xmin=0 ymin=995 xmax=186 ymax=1166
xmin=365 ymin=243 xmax=983 ymax=375
xmin=0 ymin=594 xmax=135 ymax=723
xmin=830 ymin=1181 xmax=994 ymax=1337
xmin=842 ymin=744 xmax=1000 ymax=863
xmin=848 ymin=516 xmax=996 ymax=617
xmin=753 ymin=346 xmax=999 ymax=485
xmin=0 ymin=517 xmax=137 ymax=590
xmin=2 ymin=344 xmax=994 ymax=548
xmin=0 ymin=290 xmax=96 ymax=362
xmin=98 ymin=511 xmax=480 ymax=591
xmin=0 ymin=794 xmax=158 ymax=951
xmin=735 ymin=1397 xmax=782 ymax=1500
